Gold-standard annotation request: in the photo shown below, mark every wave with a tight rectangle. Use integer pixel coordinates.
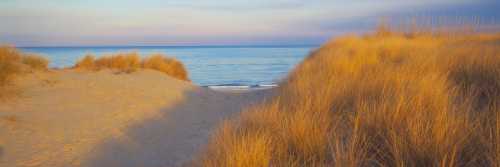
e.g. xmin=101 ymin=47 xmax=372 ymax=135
xmin=204 ymin=83 xmax=278 ymax=90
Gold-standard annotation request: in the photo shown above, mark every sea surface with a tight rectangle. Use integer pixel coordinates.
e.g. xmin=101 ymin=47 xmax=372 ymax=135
xmin=20 ymin=46 xmax=316 ymax=88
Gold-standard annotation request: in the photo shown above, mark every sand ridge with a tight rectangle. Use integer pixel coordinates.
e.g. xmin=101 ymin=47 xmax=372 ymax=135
xmin=0 ymin=69 xmax=271 ymax=167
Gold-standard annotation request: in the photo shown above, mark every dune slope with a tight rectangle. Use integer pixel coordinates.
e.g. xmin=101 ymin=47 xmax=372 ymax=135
xmin=0 ymin=69 xmax=270 ymax=167
xmin=199 ymin=32 xmax=500 ymax=166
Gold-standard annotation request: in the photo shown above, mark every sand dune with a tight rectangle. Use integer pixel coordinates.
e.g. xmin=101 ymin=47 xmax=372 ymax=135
xmin=0 ymin=69 xmax=272 ymax=167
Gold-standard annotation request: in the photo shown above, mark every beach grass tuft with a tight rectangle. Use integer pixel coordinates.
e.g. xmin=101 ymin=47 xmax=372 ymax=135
xmin=0 ymin=46 xmax=50 ymax=97
xmin=74 ymin=54 xmax=96 ymax=70
xmin=142 ymin=54 xmax=190 ymax=81
xmin=93 ymin=53 xmax=141 ymax=73
xmin=22 ymin=54 xmax=49 ymax=71
xmin=0 ymin=46 xmax=22 ymax=86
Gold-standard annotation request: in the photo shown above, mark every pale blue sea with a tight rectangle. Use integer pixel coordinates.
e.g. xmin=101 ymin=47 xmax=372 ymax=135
xmin=19 ymin=46 xmax=316 ymax=87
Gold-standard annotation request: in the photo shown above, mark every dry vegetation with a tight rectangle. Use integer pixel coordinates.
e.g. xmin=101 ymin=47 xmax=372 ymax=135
xmin=142 ymin=54 xmax=190 ymax=81
xmin=0 ymin=46 xmax=48 ymax=89
xmin=22 ymin=54 xmax=49 ymax=71
xmin=0 ymin=46 xmax=22 ymax=86
xmin=74 ymin=53 xmax=190 ymax=81
xmin=199 ymin=30 xmax=500 ymax=166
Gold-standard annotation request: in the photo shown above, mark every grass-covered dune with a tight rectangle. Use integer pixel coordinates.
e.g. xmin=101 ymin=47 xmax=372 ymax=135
xmin=74 ymin=53 xmax=190 ymax=81
xmin=1 ymin=47 xmax=190 ymax=98
xmin=2 ymin=46 xmax=261 ymax=167
xmin=199 ymin=31 xmax=500 ymax=167
xmin=0 ymin=46 xmax=48 ymax=97
xmin=0 ymin=46 xmax=48 ymax=85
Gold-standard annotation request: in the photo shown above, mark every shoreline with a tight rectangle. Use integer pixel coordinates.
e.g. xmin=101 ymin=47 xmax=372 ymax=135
xmin=203 ymin=83 xmax=278 ymax=92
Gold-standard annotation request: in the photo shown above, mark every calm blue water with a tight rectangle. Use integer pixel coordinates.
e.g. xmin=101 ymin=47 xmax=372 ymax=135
xmin=19 ymin=46 xmax=316 ymax=86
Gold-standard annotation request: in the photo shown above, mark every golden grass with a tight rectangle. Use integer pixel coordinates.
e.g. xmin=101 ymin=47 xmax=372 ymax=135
xmin=0 ymin=46 xmax=22 ymax=86
xmin=94 ymin=53 xmax=141 ymax=72
xmin=0 ymin=46 xmax=50 ymax=97
xmin=142 ymin=54 xmax=190 ymax=81
xmin=198 ymin=30 xmax=500 ymax=166
xmin=74 ymin=54 xmax=96 ymax=70
xmin=22 ymin=54 xmax=49 ymax=71
xmin=74 ymin=53 xmax=190 ymax=81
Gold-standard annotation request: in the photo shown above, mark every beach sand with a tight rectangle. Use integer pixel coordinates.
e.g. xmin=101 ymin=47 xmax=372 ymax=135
xmin=0 ymin=69 xmax=272 ymax=167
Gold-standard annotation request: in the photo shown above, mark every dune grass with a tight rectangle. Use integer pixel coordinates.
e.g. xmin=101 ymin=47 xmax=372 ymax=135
xmin=0 ymin=46 xmax=49 ymax=85
xmin=0 ymin=46 xmax=22 ymax=86
xmin=0 ymin=46 xmax=49 ymax=97
xmin=74 ymin=53 xmax=190 ymax=81
xmin=22 ymin=54 xmax=49 ymax=71
xmin=74 ymin=54 xmax=96 ymax=70
xmin=199 ymin=30 xmax=500 ymax=166
xmin=94 ymin=53 xmax=141 ymax=72
xmin=142 ymin=54 xmax=190 ymax=81
xmin=74 ymin=53 xmax=141 ymax=72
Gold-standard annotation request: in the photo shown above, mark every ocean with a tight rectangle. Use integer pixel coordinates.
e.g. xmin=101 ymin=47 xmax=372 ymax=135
xmin=19 ymin=46 xmax=317 ymax=88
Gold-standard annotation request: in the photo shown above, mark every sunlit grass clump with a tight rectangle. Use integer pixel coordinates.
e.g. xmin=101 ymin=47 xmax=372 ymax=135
xmin=74 ymin=53 xmax=190 ymax=81
xmin=0 ymin=46 xmax=22 ymax=86
xmin=22 ymin=54 xmax=49 ymax=71
xmin=142 ymin=54 xmax=190 ymax=81
xmin=74 ymin=54 xmax=96 ymax=70
xmin=0 ymin=46 xmax=49 ymax=96
xmin=199 ymin=30 xmax=500 ymax=166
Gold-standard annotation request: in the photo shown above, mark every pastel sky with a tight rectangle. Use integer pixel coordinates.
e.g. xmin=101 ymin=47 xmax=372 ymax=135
xmin=1 ymin=0 xmax=499 ymax=46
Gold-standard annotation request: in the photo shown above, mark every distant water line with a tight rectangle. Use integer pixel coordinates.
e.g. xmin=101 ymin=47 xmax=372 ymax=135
xmin=20 ymin=46 xmax=317 ymax=87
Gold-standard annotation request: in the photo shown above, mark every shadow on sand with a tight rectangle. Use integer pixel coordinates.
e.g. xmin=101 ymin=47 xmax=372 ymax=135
xmin=0 ymin=146 xmax=3 ymax=158
xmin=82 ymin=87 xmax=273 ymax=167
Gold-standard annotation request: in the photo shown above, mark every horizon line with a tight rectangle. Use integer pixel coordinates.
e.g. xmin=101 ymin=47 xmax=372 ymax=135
xmin=18 ymin=44 xmax=321 ymax=48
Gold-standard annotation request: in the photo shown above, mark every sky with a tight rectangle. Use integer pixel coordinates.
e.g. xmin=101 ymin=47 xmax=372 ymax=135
xmin=0 ymin=0 xmax=499 ymax=46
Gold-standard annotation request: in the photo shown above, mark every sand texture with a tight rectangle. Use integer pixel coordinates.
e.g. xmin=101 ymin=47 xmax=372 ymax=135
xmin=0 ymin=70 xmax=271 ymax=167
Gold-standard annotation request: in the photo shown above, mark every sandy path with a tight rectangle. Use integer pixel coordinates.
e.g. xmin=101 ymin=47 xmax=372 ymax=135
xmin=0 ymin=70 xmax=271 ymax=167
